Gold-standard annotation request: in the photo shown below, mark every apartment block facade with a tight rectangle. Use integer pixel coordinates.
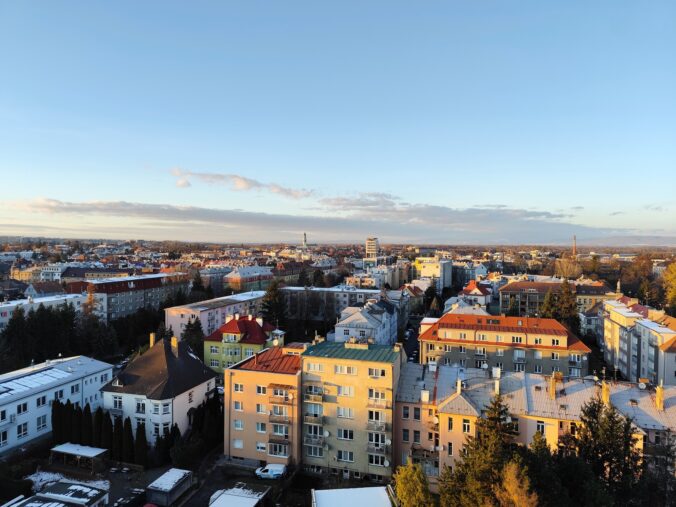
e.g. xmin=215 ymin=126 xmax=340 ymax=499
xmin=300 ymin=339 xmax=403 ymax=481
xmin=223 ymin=345 xmax=303 ymax=467
xmin=418 ymin=314 xmax=591 ymax=377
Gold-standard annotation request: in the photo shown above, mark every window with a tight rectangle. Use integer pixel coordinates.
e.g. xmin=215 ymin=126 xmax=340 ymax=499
xmin=413 ymin=430 xmax=421 ymax=444
xmin=338 ymin=428 xmax=354 ymax=440
xmin=0 ymin=410 xmax=5 ymax=422
xmin=413 ymin=407 xmax=421 ymax=421
xmin=496 ymin=335 xmax=503 ymax=342
xmin=512 ymin=336 xmax=522 ymax=344
xmin=337 ymin=407 xmax=354 ymax=418
xmin=256 ymin=422 xmax=267 ymax=433
xmin=447 ymin=442 xmax=453 ymax=456
xmin=233 ymin=439 xmax=243 ymax=449
xmin=162 ymin=423 xmax=170 ymax=435
xmin=534 ymin=351 xmax=542 ymax=360
xmin=256 ymin=403 xmax=266 ymax=414
xmin=234 ymin=419 xmax=244 ymax=430
xmin=496 ymin=348 xmax=504 ymax=357
xmin=244 ymin=348 xmax=254 ymax=358
xmin=188 ymin=391 xmax=194 ymax=403
xmin=343 ymin=329 xmax=349 ymax=335
xmin=447 ymin=417 xmax=453 ymax=431
xmin=71 ymin=384 xmax=80 ymax=394
xmin=337 ymin=385 xmax=354 ymax=397
xmin=273 ymin=424 xmax=288 ymax=437
xmin=210 ymin=359 xmax=220 ymax=367
xmin=368 ymin=410 xmax=383 ymax=422
xmin=54 ymin=389 xmax=64 ymax=400
xmin=369 ymin=454 xmax=386 ymax=466
xmin=135 ymin=400 xmax=145 ymax=414
xmin=402 ymin=429 xmax=409 ymax=442
xmin=0 ymin=430 xmax=6 ymax=447
xmin=534 ymin=338 xmax=542 ymax=345
xmin=153 ymin=423 xmax=160 ymax=437
xmin=551 ymin=352 xmax=559 ymax=361
xmin=256 ymin=385 xmax=267 ymax=395
xmin=17 ymin=422 xmax=28 ymax=439
xmin=335 ymin=365 xmax=357 ymax=375
xmin=17 ymin=402 xmax=28 ymax=415
xmin=272 ymin=405 xmax=287 ymax=417
xmin=368 ymin=388 xmax=385 ymax=400
xmin=234 ymin=401 xmax=243 ymax=411
xmin=36 ymin=395 xmax=46 ymax=408
xmin=162 ymin=403 xmax=170 ymax=414
xmin=153 ymin=403 xmax=160 ymax=415
xmin=534 ymin=364 xmax=542 ymax=373
xmin=459 ymin=346 xmax=466 ymax=354
xmin=268 ymin=443 xmax=288 ymax=457
xmin=37 ymin=414 xmax=47 ymax=430
xmin=135 ymin=417 xmax=144 ymax=429
xmin=403 ymin=406 xmax=409 ymax=419
xmin=306 ymin=445 xmax=323 ymax=457
xmin=536 ymin=420 xmax=545 ymax=434
xmin=496 ymin=362 xmax=503 ymax=369
xmin=368 ymin=368 xmax=386 ymax=378
xmin=307 ymin=362 xmax=324 ymax=372
xmin=462 ymin=419 xmax=470 ymax=433
xmin=113 ymin=396 xmax=122 ymax=409
xmin=210 ymin=346 xmax=219 ymax=354
xmin=234 ymin=383 xmax=244 ymax=392
xmin=256 ymin=442 xmax=266 ymax=452
xmin=552 ymin=339 xmax=560 ymax=346
xmin=337 ymin=450 xmax=354 ymax=462
xmin=459 ymin=332 xmax=467 ymax=340
xmin=477 ymin=333 xmax=487 ymax=341
xmin=512 ymin=417 xmax=519 ymax=433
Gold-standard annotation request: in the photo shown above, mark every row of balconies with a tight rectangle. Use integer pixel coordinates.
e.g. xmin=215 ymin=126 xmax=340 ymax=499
xmin=303 ymin=393 xmax=392 ymax=409
xmin=302 ymin=415 xmax=390 ymax=432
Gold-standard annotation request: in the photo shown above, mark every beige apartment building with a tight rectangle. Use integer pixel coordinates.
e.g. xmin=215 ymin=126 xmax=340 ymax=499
xmin=418 ymin=314 xmax=591 ymax=377
xmin=223 ymin=345 xmax=303 ymax=467
xmin=300 ymin=339 xmax=403 ymax=482
xmin=394 ymin=363 xmax=668 ymax=493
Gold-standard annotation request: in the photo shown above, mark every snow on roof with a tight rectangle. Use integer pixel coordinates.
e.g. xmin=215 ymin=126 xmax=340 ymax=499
xmin=209 ymin=482 xmax=268 ymax=507
xmin=312 ymin=487 xmax=392 ymax=507
xmin=147 ymin=468 xmax=192 ymax=492
xmin=51 ymin=443 xmax=108 ymax=458
xmin=0 ymin=294 xmax=84 ymax=309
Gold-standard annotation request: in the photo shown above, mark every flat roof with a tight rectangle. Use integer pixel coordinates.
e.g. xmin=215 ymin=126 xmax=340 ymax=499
xmin=312 ymin=487 xmax=392 ymax=507
xmin=0 ymin=294 xmax=84 ymax=309
xmin=51 ymin=443 xmax=108 ymax=458
xmin=209 ymin=482 xmax=269 ymax=507
xmin=147 ymin=468 xmax=192 ymax=492
xmin=167 ymin=291 xmax=266 ymax=312
xmin=302 ymin=340 xmax=400 ymax=364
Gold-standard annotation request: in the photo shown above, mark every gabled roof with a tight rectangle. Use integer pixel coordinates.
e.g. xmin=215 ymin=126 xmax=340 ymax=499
xmin=438 ymin=391 xmax=481 ymax=416
xmin=205 ymin=316 xmax=276 ymax=345
xmin=102 ymin=339 xmax=216 ymax=400
xmin=460 ymin=280 xmax=491 ymax=296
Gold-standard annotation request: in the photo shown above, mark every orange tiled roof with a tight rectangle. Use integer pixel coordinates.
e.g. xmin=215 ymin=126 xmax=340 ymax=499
xmin=234 ymin=346 xmax=301 ymax=374
xmin=205 ymin=316 xmax=276 ymax=345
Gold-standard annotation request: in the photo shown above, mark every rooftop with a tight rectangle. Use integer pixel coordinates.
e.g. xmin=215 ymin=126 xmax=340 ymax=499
xmin=166 ymin=291 xmax=266 ymax=312
xmin=302 ymin=340 xmax=400 ymax=364
xmin=147 ymin=468 xmax=192 ymax=492
xmin=205 ymin=315 xmax=276 ymax=345
xmin=312 ymin=486 xmax=393 ymax=507
xmin=232 ymin=346 xmax=301 ymax=375
xmin=0 ymin=293 xmax=85 ymax=309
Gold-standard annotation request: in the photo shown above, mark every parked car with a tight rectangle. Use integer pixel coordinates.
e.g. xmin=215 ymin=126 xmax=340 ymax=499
xmin=255 ymin=464 xmax=287 ymax=479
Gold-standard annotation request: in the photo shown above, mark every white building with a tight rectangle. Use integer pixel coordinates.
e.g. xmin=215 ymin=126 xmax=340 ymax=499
xmin=0 ymin=356 xmax=112 ymax=456
xmin=102 ymin=335 xmax=217 ymax=444
xmin=365 ymin=237 xmax=380 ymax=259
xmin=333 ymin=299 xmax=398 ymax=345
xmin=39 ymin=264 xmax=67 ymax=282
xmin=164 ymin=291 xmax=266 ymax=337
xmin=0 ymin=294 xmax=93 ymax=331
xmin=414 ymin=257 xmax=452 ymax=291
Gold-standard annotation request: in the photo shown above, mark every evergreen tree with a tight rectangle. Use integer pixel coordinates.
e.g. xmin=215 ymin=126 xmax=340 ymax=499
xmin=312 ymin=269 xmax=324 ymax=287
xmin=81 ymin=404 xmax=93 ymax=446
xmin=122 ymin=417 xmax=135 ymax=463
xmin=101 ymin=412 xmax=113 ymax=452
xmin=0 ymin=306 xmax=28 ymax=371
xmin=494 ymin=460 xmax=539 ymax=507
xmin=181 ymin=317 xmax=205 ymax=361
xmin=297 ymin=268 xmax=309 ymax=287
xmin=539 ymin=289 xmax=556 ymax=318
xmin=557 ymin=279 xmax=580 ymax=334
xmin=134 ymin=423 xmax=148 ymax=467
xmin=71 ymin=405 xmax=83 ymax=444
xmin=261 ymin=279 xmax=285 ymax=327
xmin=439 ymin=394 xmax=516 ymax=506
xmin=92 ymin=407 xmax=103 ymax=448
xmin=112 ymin=416 xmax=123 ymax=461
xmin=191 ymin=271 xmax=205 ymax=292
xmin=62 ymin=400 xmax=73 ymax=442
xmin=392 ymin=462 xmax=433 ymax=507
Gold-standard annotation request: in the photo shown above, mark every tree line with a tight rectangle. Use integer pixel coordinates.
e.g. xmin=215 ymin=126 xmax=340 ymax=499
xmin=394 ymin=395 xmax=675 ymax=507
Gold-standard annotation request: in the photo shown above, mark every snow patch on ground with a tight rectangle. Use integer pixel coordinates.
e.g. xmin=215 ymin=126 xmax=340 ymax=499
xmin=25 ymin=471 xmax=110 ymax=493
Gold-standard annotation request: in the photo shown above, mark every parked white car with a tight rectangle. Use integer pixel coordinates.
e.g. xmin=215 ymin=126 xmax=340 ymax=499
xmin=255 ymin=463 xmax=286 ymax=479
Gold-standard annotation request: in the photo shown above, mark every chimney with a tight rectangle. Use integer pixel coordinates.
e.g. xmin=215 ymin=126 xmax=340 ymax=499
xmin=549 ymin=375 xmax=557 ymax=400
xmin=421 ymin=390 xmax=430 ymax=403
xmin=256 ymin=317 xmax=263 ymax=327
xmin=656 ymin=381 xmax=665 ymax=411
xmin=170 ymin=336 xmax=179 ymax=357
xmin=248 ymin=314 xmax=253 ymax=321
xmin=601 ymin=380 xmax=610 ymax=406
xmin=149 ymin=332 xmax=156 ymax=348
xmin=456 ymin=377 xmax=462 ymax=395
xmin=494 ymin=378 xmax=500 ymax=396
xmin=226 ymin=314 xmax=234 ymax=323
xmin=234 ymin=312 xmax=240 ymax=321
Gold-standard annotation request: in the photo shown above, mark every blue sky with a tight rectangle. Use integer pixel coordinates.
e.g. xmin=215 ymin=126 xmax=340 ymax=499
xmin=0 ymin=1 xmax=674 ymax=244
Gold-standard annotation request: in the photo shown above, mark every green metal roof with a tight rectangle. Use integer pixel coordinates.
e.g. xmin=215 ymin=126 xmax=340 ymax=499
xmin=302 ymin=341 xmax=399 ymax=364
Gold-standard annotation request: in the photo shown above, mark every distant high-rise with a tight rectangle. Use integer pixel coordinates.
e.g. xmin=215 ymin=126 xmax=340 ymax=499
xmin=303 ymin=232 xmax=308 ymax=249
xmin=365 ymin=237 xmax=379 ymax=259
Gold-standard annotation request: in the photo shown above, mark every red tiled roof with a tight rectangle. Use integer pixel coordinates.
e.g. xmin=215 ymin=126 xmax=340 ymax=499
xmin=234 ymin=346 xmax=301 ymax=374
xmin=205 ymin=316 xmax=276 ymax=345
xmin=460 ymin=280 xmax=491 ymax=296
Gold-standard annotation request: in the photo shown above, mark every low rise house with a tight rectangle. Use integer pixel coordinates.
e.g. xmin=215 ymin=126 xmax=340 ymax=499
xmin=102 ymin=335 xmax=217 ymax=444
xmin=0 ymin=356 xmax=112 ymax=457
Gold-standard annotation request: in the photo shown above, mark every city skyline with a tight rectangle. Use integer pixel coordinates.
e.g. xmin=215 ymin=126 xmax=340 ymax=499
xmin=1 ymin=2 xmax=674 ymax=243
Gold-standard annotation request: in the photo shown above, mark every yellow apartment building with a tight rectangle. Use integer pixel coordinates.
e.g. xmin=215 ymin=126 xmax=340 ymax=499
xmin=300 ymin=338 xmax=404 ymax=482
xmin=223 ymin=344 xmax=303 ymax=467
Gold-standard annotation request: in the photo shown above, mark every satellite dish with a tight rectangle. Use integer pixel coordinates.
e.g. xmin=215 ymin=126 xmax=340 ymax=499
xmin=384 ymin=460 xmax=390 ymax=467
xmin=323 ymin=430 xmax=330 ymax=437
xmin=385 ymin=438 xmax=392 ymax=446
xmin=638 ymin=382 xmax=647 ymax=390
xmin=481 ymin=363 xmax=489 ymax=370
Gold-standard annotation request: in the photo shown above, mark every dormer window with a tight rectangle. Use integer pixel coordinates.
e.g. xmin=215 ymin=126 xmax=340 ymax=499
xmin=112 ymin=378 xmax=122 ymax=387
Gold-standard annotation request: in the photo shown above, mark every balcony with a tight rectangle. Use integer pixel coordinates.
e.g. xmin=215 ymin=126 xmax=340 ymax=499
xmin=568 ymin=359 xmax=582 ymax=367
xmin=304 ymin=393 xmax=323 ymax=403
xmin=304 ymin=435 xmax=324 ymax=446
xmin=367 ymin=398 xmax=392 ymax=409
xmin=366 ymin=421 xmax=388 ymax=432
xmin=304 ymin=415 xmax=323 ymax=425
xmin=474 ymin=352 xmax=487 ymax=358
xmin=513 ymin=356 xmax=526 ymax=364
xmin=367 ymin=444 xmax=391 ymax=455
xmin=428 ymin=421 xmax=439 ymax=432
xmin=268 ymin=435 xmax=290 ymax=445
xmin=269 ymin=413 xmax=291 ymax=424
xmin=269 ymin=395 xmax=294 ymax=405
